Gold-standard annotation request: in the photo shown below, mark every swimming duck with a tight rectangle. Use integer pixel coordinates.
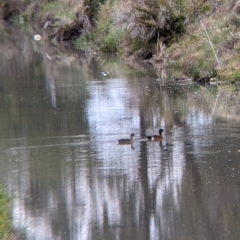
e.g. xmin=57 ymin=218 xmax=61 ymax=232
xmin=147 ymin=129 xmax=163 ymax=140
xmin=118 ymin=133 xmax=135 ymax=144
xmin=101 ymin=71 xmax=110 ymax=77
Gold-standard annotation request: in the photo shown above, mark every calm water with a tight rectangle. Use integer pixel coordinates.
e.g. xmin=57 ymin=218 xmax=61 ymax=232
xmin=1 ymin=22 xmax=240 ymax=240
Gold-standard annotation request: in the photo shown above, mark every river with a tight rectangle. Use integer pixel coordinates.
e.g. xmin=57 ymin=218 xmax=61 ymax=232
xmin=1 ymin=22 xmax=240 ymax=240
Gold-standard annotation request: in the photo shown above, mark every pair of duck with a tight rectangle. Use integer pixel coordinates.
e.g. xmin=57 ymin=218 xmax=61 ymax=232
xmin=118 ymin=129 xmax=164 ymax=144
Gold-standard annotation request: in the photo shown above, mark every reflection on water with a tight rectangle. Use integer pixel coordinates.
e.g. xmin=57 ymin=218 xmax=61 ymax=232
xmin=1 ymin=22 xmax=240 ymax=240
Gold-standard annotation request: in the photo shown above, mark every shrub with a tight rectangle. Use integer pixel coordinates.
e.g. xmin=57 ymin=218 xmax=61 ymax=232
xmin=94 ymin=0 xmax=125 ymax=53
xmin=127 ymin=2 xmax=186 ymax=45
xmin=101 ymin=28 xmax=117 ymax=52
xmin=188 ymin=64 xmax=200 ymax=80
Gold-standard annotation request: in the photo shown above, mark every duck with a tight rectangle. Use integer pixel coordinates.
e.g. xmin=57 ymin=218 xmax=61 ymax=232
xmin=147 ymin=129 xmax=164 ymax=140
xmin=118 ymin=133 xmax=135 ymax=144
xmin=101 ymin=71 xmax=110 ymax=77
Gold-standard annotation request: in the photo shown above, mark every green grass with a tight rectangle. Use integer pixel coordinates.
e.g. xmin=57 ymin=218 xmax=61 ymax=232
xmin=100 ymin=27 xmax=118 ymax=52
xmin=74 ymin=34 xmax=95 ymax=50
xmin=0 ymin=186 xmax=14 ymax=240
xmin=42 ymin=1 xmax=75 ymax=22
xmin=233 ymin=71 xmax=240 ymax=81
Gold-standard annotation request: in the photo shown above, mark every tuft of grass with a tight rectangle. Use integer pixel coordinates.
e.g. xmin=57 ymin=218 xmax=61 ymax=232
xmin=42 ymin=1 xmax=75 ymax=22
xmin=101 ymin=27 xmax=118 ymax=52
xmin=74 ymin=33 xmax=94 ymax=50
xmin=126 ymin=2 xmax=186 ymax=44
xmin=233 ymin=71 xmax=240 ymax=81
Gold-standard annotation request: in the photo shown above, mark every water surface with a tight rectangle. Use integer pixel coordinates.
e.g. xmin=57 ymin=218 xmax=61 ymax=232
xmin=1 ymin=23 xmax=240 ymax=240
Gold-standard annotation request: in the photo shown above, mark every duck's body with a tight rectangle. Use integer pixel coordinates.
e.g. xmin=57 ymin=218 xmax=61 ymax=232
xmin=147 ymin=129 xmax=163 ymax=140
xmin=101 ymin=71 xmax=110 ymax=77
xmin=118 ymin=133 xmax=135 ymax=144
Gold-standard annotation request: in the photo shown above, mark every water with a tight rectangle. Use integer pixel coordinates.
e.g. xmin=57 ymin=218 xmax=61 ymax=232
xmin=1 ymin=22 xmax=240 ymax=240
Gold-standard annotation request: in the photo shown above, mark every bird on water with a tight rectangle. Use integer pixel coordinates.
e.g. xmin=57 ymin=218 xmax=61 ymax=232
xmin=118 ymin=133 xmax=135 ymax=144
xmin=146 ymin=129 xmax=164 ymax=140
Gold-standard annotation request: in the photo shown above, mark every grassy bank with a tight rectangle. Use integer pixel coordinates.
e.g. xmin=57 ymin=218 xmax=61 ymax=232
xmin=167 ymin=1 xmax=240 ymax=81
xmin=1 ymin=0 xmax=240 ymax=81
xmin=0 ymin=186 xmax=16 ymax=240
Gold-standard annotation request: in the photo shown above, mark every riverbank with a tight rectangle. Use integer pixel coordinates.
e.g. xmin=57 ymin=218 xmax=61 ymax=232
xmin=1 ymin=0 xmax=240 ymax=81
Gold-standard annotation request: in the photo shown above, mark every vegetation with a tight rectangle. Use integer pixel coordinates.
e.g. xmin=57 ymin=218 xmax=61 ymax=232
xmin=0 ymin=186 xmax=15 ymax=240
xmin=1 ymin=0 xmax=240 ymax=80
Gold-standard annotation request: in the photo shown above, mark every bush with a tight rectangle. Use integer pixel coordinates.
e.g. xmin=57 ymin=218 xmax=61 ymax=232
xmin=94 ymin=0 xmax=125 ymax=53
xmin=127 ymin=2 xmax=186 ymax=45
xmin=101 ymin=28 xmax=117 ymax=52
xmin=188 ymin=64 xmax=200 ymax=80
